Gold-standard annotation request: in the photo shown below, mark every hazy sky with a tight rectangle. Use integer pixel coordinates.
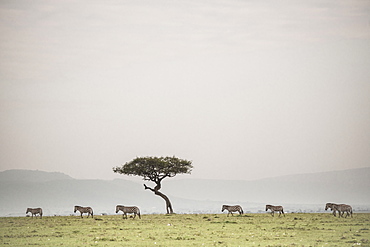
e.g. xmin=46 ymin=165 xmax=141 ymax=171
xmin=1 ymin=0 xmax=369 ymax=181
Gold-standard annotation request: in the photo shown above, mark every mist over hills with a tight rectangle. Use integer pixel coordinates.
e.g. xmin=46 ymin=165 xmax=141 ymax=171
xmin=0 ymin=169 xmax=73 ymax=182
xmin=163 ymin=167 xmax=370 ymax=204
xmin=0 ymin=167 xmax=369 ymax=216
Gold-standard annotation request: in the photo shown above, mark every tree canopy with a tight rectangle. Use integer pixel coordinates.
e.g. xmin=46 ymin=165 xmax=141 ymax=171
xmin=113 ymin=156 xmax=193 ymax=184
xmin=113 ymin=156 xmax=193 ymax=214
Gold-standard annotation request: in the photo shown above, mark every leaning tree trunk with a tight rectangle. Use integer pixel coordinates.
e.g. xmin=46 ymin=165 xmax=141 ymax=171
xmin=144 ymin=184 xmax=173 ymax=214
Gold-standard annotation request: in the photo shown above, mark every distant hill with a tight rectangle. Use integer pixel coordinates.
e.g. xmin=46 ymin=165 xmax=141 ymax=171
xmin=163 ymin=167 xmax=370 ymax=205
xmin=0 ymin=168 xmax=369 ymax=216
xmin=0 ymin=169 xmax=73 ymax=182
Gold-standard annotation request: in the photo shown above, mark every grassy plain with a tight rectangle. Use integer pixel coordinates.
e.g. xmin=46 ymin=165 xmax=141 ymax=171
xmin=0 ymin=213 xmax=369 ymax=246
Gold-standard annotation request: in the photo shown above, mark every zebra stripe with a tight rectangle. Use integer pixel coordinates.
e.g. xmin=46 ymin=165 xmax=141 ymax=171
xmin=26 ymin=208 xmax=43 ymax=218
xmin=333 ymin=204 xmax=353 ymax=218
xmin=116 ymin=205 xmax=141 ymax=219
xmin=325 ymin=203 xmax=340 ymax=216
xmin=221 ymin=205 xmax=243 ymax=216
xmin=74 ymin=206 xmax=93 ymax=218
xmin=265 ymin=205 xmax=285 ymax=217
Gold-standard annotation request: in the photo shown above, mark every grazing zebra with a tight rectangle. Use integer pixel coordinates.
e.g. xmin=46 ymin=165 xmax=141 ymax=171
xmin=26 ymin=208 xmax=43 ymax=218
xmin=265 ymin=205 xmax=285 ymax=217
xmin=221 ymin=205 xmax=243 ymax=216
xmin=325 ymin=203 xmax=340 ymax=216
xmin=116 ymin=205 xmax=141 ymax=219
xmin=74 ymin=205 xmax=93 ymax=218
xmin=333 ymin=204 xmax=353 ymax=218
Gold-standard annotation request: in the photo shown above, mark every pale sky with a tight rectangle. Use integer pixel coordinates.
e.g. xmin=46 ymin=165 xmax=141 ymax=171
xmin=1 ymin=0 xmax=369 ymax=181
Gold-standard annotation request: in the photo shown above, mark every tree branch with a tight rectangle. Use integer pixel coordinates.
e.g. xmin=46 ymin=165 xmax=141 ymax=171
xmin=144 ymin=184 xmax=154 ymax=192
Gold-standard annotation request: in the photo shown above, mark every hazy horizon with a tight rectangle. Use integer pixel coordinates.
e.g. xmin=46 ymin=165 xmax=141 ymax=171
xmin=2 ymin=166 xmax=370 ymax=182
xmin=1 ymin=168 xmax=370 ymax=217
xmin=1 ymin=0 xmax=369 ymax=181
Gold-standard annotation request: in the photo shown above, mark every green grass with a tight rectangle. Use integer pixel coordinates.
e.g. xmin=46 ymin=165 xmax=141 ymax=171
xmin=0 ymin=213 xmax=369 ymax=246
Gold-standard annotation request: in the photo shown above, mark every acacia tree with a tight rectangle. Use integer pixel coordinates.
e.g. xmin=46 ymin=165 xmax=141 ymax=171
xmin=113 ymin=156 xmax=193 ymax=214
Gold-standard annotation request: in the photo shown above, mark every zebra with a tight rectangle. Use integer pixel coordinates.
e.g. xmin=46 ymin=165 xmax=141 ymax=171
xmin=26 ymin=208 xmax=43 ymax=218
xmin=325 ymin=203 xmax=340 ymax=216
xmin=221 ymin=205 xmax=243 ymax=216
xmin=74 ymin=205 xmax=93 ymax=218
xmin=332 ymin=204 xmax=353 ymax=218
xmin=265 ymin=205 xmax=285 ymax=217
xmin=115 ymin=205 xmax=141 ymax=219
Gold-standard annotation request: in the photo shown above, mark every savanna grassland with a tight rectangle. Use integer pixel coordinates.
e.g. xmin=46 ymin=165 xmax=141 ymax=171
xmin=0 ymin=213 xmax=369 ymax=246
